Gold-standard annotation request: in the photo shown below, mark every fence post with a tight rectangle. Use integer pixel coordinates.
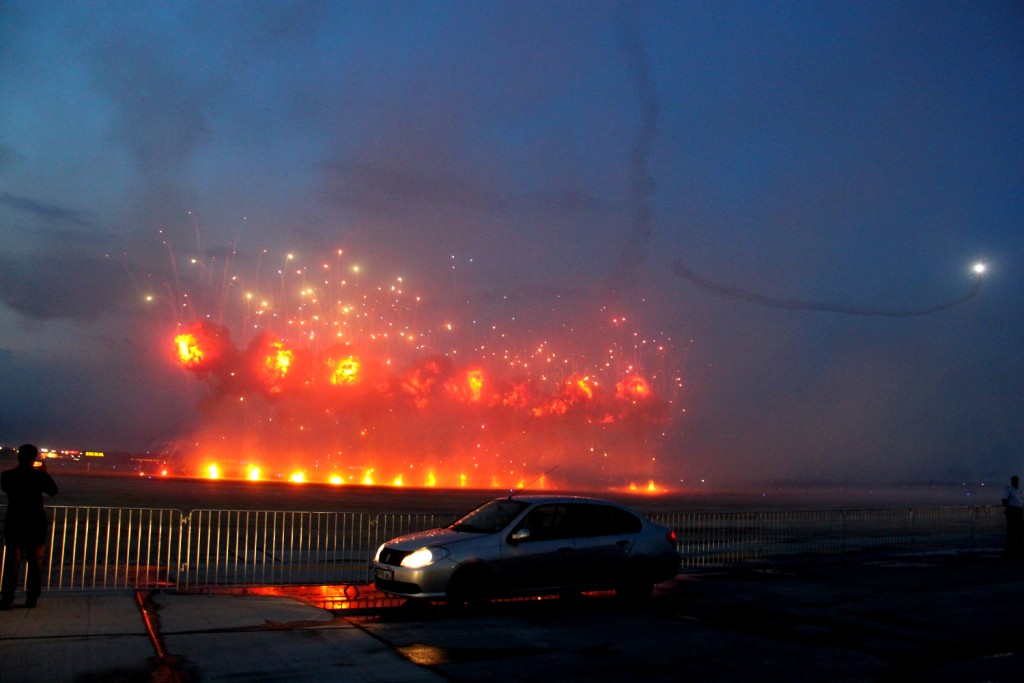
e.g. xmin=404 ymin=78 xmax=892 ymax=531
xmin=177 ymin=512 xmax=190 ymax=592
xmin=840 ymin=509 xmax=847 ymax=554
xmin=908 ymin=508 xmax=915 ymax=552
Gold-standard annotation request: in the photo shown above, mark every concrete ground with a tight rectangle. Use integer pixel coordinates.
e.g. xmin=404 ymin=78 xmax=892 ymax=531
xmin=0 ymin=548 xmax=1020 ymax=682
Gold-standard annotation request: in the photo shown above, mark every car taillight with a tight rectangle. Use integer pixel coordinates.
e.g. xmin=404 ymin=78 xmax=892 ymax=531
xmin=666 ymin=530 xmax=677 ymax=544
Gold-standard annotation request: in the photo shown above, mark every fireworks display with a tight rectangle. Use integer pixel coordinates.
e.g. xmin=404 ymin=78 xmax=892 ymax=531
xmin=161 ymin=244 xmax=684 ymax=491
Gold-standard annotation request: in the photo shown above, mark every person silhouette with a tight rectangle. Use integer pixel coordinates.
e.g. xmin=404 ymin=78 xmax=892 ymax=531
xmin=1001 ymin=475 xmax=1023 ymax=558
xmin=1 ymin=444 xmax=59 ymax=609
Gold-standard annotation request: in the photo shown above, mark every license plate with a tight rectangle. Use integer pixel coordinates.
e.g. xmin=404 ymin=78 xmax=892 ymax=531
xmin=375 ymin=567 xmax=394 ymax=581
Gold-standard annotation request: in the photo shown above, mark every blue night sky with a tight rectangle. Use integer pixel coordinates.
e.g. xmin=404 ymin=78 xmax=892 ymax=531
xmin=0 ymin=1 xmax=1021 ymax=486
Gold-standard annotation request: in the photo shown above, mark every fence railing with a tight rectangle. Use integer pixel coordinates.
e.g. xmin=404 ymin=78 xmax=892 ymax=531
xmin=178 ymin=510 xmax=452 ymax=589
xmin=650 ymin=506 xmax=1003 ymax=568
xmin=0 ymin=505 xmax=1005 ymax=592
xmin=3 ymin=507 xmax=184 ymax=591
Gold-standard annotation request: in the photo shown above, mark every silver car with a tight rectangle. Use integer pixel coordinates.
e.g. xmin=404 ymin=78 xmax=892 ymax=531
xmin=372 ymin=494 xmax=680 ymax=604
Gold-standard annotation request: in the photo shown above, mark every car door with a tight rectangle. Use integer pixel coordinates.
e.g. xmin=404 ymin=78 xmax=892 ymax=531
xmin=499 ymin=504 xmax=575 ymax=594
xmin=567 ymin=503 xmax=640 ymax=588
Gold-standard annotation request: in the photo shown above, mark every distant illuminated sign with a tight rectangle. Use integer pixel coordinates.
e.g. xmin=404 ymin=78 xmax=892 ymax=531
xmin=85 ymin=451 xmax=105 ymax=458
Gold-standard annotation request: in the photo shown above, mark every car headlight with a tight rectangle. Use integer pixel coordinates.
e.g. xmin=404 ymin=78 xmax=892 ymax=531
xmin=401 ymin=546 xmax=450 ymax=568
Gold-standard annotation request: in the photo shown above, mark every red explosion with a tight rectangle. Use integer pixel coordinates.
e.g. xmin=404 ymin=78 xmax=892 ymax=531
xmin=165 ymin=251 xmax=681 ymax=490
xmin=172 ymin=320 xmax=672 ymax=488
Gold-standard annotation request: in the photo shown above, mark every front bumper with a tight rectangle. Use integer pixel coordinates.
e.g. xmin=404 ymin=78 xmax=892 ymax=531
xmin=371 ymin=558 xmax=456 ymax=599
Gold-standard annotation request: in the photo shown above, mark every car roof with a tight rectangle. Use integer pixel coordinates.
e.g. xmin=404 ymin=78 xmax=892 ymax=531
xmin=492 ymin=494 xmax=628 ymax=507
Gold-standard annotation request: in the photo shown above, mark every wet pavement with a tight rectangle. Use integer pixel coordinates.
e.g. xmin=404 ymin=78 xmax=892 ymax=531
xmin=0 ymin=548 xmax=1020 ymax=682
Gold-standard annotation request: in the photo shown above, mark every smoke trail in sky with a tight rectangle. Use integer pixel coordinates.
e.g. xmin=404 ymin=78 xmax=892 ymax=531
xmin=608 ymin=0 xmax=659 ymax=296
xmin=672 ymin=260 xmax=985 ymax=316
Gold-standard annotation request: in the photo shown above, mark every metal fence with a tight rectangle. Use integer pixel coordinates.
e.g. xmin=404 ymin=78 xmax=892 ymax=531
xmin=0 ymin=504 xmax=1005 ymax=593
xmin=1 ymin=507 xmax=183 ymax=591
xmin=178 ymin=510 xmax=452 ymax=589
xmin=650 ymin=505 xmax=1003 ymax=568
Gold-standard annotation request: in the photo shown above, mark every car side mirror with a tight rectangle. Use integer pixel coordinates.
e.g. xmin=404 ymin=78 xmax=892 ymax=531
xmin=509 ymin=528 xmax=531 ymax=543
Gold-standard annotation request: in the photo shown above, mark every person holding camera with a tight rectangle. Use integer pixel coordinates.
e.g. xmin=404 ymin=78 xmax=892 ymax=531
xmin=1 ymin=444 xmax=59 ymax=610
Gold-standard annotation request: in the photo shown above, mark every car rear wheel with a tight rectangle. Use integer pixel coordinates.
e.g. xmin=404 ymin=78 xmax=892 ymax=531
xmin=445 ymin=564 xmax=492 ymax=609
xmin=614 ymin=561 xmax=654 ymax=603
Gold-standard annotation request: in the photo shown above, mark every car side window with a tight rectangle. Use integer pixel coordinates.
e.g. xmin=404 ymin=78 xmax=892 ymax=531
xmin=571 ymin=504 xmax=642 ymax=537
xmin=513 ymin=504 xmax=573 ymax=541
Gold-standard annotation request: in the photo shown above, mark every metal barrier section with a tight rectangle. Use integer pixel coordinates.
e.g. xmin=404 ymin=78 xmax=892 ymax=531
xmin=178 ymin=510 xmax=453 ymax=589
xmin=0 ymin=507 xmax=183 ymax=590
xmin=651 ymin=505 xmax=1003 ymax=568
xmin=0 ymin=505 xmax=1004 ymax=592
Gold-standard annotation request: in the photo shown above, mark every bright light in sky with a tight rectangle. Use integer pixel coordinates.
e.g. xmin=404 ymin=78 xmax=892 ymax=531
xmin=972 ymin=262 xmax=987 ymax=275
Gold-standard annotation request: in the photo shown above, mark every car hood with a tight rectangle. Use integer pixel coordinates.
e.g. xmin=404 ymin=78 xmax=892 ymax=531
xmin=384 ymin=527 xmax=489 ymax=550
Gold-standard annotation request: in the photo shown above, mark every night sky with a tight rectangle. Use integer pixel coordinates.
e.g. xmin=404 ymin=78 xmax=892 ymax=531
xmin=1 ymin=1 xmax=1021 ymax=487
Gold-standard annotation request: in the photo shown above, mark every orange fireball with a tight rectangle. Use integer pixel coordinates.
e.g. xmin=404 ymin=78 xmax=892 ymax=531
xmin=266 ymin=342 xmax=293 ymax=381
xmin=330 ymin=355 xmax=361 ymax=385
xmin=175 ymin=333 xmax=203 ymax=367
xmin=616 ymin=375 xmax=651 ymax=401
xmin=173 ymin=320 xmax=232 ymax=374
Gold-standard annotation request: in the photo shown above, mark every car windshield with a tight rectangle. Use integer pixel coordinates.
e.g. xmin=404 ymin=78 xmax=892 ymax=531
xmin=448 ymin=499 xmax=529 ymax=534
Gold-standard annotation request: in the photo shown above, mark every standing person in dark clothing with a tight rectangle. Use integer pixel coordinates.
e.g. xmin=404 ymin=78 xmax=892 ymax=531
xmin=1002 ymin=475 xmax=1023 ymax=558
xmin=1 ymin=444 xmax=58 ymax=609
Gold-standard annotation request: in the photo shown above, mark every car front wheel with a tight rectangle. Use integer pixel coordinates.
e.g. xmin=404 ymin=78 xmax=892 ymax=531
xmin=445 ymin=564 xmax=492 ymax=609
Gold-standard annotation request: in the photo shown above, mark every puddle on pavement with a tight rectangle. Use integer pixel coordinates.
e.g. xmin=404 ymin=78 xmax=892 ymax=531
xmin=397 ymin=643 xmax=555 ymax=665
